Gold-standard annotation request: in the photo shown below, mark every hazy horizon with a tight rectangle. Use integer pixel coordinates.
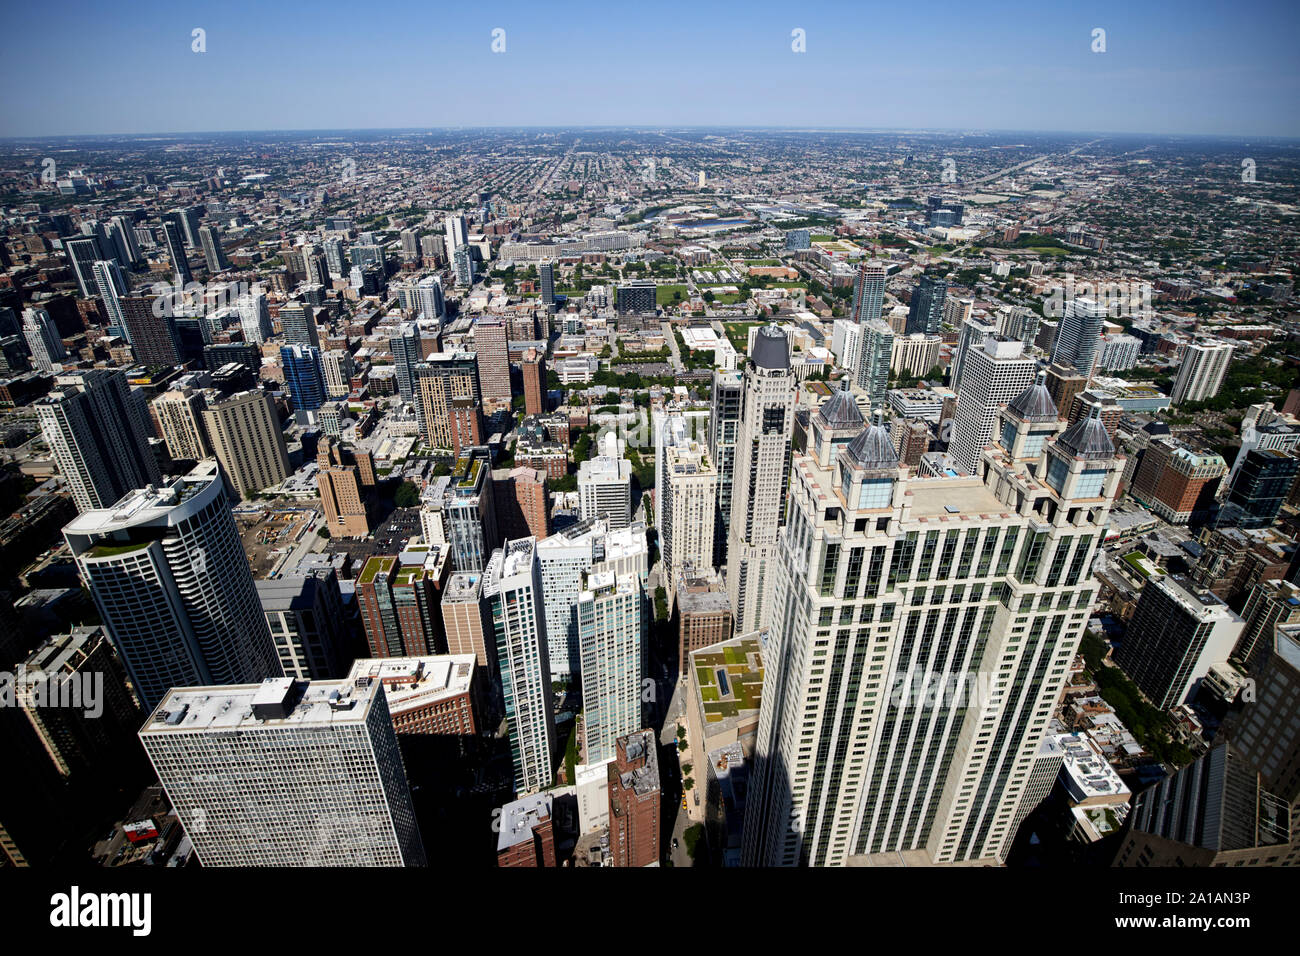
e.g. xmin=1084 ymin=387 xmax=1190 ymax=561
xmin=3 ymin=125 xmax=1298 ymax=144
xmin=2 ymin=0 xmax=1299 ymax=139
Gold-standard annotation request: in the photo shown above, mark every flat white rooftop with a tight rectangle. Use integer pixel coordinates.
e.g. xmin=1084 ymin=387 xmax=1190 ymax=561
xmin=1056 ymin=733 xmax=1130 ymax=800
xmin=497 ymin=792 xmax=553 ymax=852
xmin=142 ymin=677 xmax=376 ymax=733
xmin=346 ymin=655 xmax=475 ymax=713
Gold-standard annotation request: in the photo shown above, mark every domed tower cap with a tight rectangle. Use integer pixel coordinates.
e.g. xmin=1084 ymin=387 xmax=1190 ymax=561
xmin=752 ymin=325 xmax=790 ymax=370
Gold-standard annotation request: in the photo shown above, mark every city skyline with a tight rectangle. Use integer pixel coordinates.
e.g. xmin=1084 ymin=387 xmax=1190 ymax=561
xmin=0 ymin=0 xmax=1296 ymax=888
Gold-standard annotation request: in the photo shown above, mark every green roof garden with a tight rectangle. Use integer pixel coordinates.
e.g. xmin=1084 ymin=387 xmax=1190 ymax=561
xmin=358 ymin=556 xmax=395 ymax=584
xmin=87 ymin=540 xmax=152 ymax=559
xmin=691 ymin=636 xmax=764 ymax=716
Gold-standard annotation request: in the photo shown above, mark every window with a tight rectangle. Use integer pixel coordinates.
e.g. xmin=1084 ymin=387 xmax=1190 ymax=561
xmin=857 ymin=477 xmax=893 ymax=509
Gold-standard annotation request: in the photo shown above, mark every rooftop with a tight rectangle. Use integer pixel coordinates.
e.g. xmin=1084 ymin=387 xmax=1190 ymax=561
xmin=691 ymin=632 xmax=764 ymax=728
xmin=254 ymin=575 xmax=323 ymax=611
xmin=358 ymin=555 xmax=396 ymax=585
xmin=906 ymin=479 xmax=1006 ymax=519
xmin=496 ymin=792 xmax=553 ymax=852
xmin=141 ymin=677 xmax=378 ymax=733
xmin=611 ymin=730 xmax=660 ymax=797
xmin=345 ymin=655 xmax=475 ymax=713
xmin=64 ymin=462 xmax=223 ymax=542
xmin=1056 ymin=733 xmax=1131 ymax=801
xmin=443 ymin=571 xmax=484 ymax=603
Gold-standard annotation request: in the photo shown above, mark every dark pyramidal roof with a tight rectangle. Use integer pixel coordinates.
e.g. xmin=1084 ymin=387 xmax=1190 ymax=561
xmin=845 ymin=410 xmax=899 ymax=471
xmin=1057 ymin=405 xmax=1115 ymax=460
xmin=817 ymin=378 xmax=865 ymax=430
xmin=1007 ymin=369 xmax=1058 ymax=423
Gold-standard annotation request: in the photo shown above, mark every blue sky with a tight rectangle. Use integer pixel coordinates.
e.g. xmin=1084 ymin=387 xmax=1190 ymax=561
xmin=1 ymin=0 xmax=1298 ymax=137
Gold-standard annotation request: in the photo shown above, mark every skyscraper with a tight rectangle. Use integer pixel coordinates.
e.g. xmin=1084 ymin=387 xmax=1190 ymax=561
xmin=709 ymin=369 xmax=744 ymax=565
xmin=1116 ymin=739 xmax=1294 ymax=867
xmin=390 ymin=322 xmax=423 ymax=403
xmin=444 ymin=214 xmax=467 ymax=256
xmin=948 ymin=336 xmax=1038 ymax=476
xmin=169 ymin=206 xmax=203 ymax=248
xmin=63 ymin=234 xmax=106 ymax=298
xmin=64 ymin=460 xmax=281 ymax=710
xmin=949 ymin=314 xmax=999 ymax=393
xmin=578 ymin=438 xmax=633 ymax=530
xmin=15 ymin=625 xmax=142 ymax=781
xmin=1049 ymin=296 xmax=1106 ymax=377
xmin=1233 ymin=578 xmax=1300 ymax=672
xmin=661 ymin=434 xmax=718 ymax=597
xmin=140 ymin=676 xmax=425 ymax=866
xmin=906 ymin=273 xmax=948 ymax=336
xmin=522 ymin=347 xmax=545 ymax=416
xmin=36 ymin=368 xmax=161 ymax=512
xmin=317 ymin=451 xmax=370 ymax=539
xmin=281 ymin=344 xmax=327 ymax=415
xmin=109 ymin=215 xmax=143 ymax=267
xmin=21 ymin=307 xmax=65 ymax=373
xmin=278 ymin=302 xmax=321 ymax=350
xmin=1219 ymin=448 xmax=1299 ymax=529
xmin=535 ymin=517 xmax=649 ymax=681
xmin=198 ymin=223 xmax=230 ymax=273
xmin=494 ymin=466 xmax=550 ymax=542
xmin=1114 ymin=574 xmax=1245 ymax=711
xmin=742 ymin=388 xmax=1124 ymax=866
xmin=153 ymin=387 xmax=211 ymax=461
xmin=323 ymin=237 xmax=346 ymax=278
xmin=323 ymin=349 xmax=354 ymax=399
xmin=400 ymin=229 xmax=420 ymax=263
xmin=413 ymin=352 xmax=481 ymax=450
xmin=851 ymin=260 xmax=887 ymax=325
xmin=854 ymin=319 xmax=894 ymax=405
xmin=616 ymin=281 xmax=657 ymax=317
xmin=90 ymin=259 xmax=128 ymax=333
xmin=356 ymin=554 xmax=443 ymax=658
xmin=201 ymin=389 xmax=291 ymax=498
xmin=578 ymin=572 xmax=644 ymax=764
xmin=442 ymin=572 xmax=495 ymax=677
xmin=1171 ymin=340 xmax=1234 ymax=405
xmin=473 ymin=316 xmax=511 ymax=405
xmin=162 ymin=220 xmax=192 ymax=287
xmin=539 ymin=260 xmax=556 ymax=310
xmin=417 ymin=275 xmax=445 ymax=322
xmin=785 ymin=229 xmax=812 ymax=251
xmin=256 ymin=570 xmax=348 ymax=680
xmin=726 ymin=326 xmax=795 ymax=635
xmin=453 ymin=246 xmax=475 ymax=287
xmin=237 ymin=289 xmax=272 ymax=345
xmin=454 ymin=451 xmax=501 ymax=568
xmin=607 ymin=730 xmax=661 ymax=868
xmin=120 ymin=294 xmax=181 ymax=366
xmin=483 ymin=538 xmax=557 ymax=795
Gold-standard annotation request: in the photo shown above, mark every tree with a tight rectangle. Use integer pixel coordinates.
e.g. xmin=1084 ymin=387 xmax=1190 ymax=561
xmin=683 ymin=823 xmax=704 ymax=861
xmin=394 ymin=481 xmax=420 ymax=508
xmin=318 ymin=528 xmax=331 ymax=538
